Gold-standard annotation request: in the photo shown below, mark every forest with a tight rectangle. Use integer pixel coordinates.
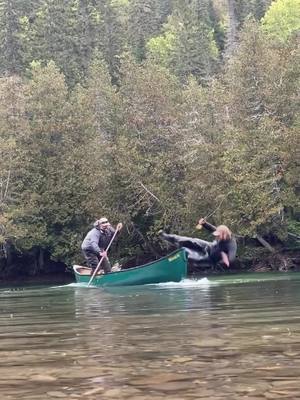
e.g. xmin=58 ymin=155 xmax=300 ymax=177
xmin=0 ymin=0 xmax=299 ymax=277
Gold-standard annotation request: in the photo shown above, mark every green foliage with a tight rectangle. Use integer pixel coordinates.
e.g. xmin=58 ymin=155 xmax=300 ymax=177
xmin=28 ymin=0 xmax=82 ymax=86
xmin=234 ymin=0 xmax=272 ymax=26
xmin=0 ymin=76 xmax=28 ymax=245
xmin=146 ymin=19 xmax=177 ymax=67
xmin=147 ymin=0 xmax=219 ymax=83
xmin=262 ymin=0 xmax=300 ymax=41
xmin=127 ymin=0 xmax=162 ymax=61
xmin=170 ymin=0 xmax=219 ymax=82
xmin=9 ymin=61 xmax=92 ymax=262
xmin=0 ymin=0 xmax=298 ymax=271
xmin=0 ymin=0 xmax=25 ymax=74
xmin=104 ymin=58 xmax=189 ymax=243
xmin=94 ymin=0 xmax=126 ymax=82
xmin=215 ymin=21 xmax=299 ymax=236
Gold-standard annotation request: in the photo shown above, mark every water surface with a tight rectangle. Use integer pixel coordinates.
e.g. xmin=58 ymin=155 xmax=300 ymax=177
xmin=1 ymin=273 xmax=300 ymax=399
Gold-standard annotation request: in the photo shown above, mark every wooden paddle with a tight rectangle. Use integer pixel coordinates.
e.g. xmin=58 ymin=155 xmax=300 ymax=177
xmin=87 ymin=223 xmax=122 ymax=287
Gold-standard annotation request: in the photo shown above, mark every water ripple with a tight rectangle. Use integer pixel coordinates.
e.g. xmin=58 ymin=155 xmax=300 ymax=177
xmin=1 ymin=274 xmax=300 ymax=399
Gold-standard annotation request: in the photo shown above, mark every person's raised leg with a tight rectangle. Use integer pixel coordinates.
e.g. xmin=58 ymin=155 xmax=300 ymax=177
xmin=159 ymin=232 xmax=184 ymax=245
xmin=160 ymin=231 xmax=210 ymax=253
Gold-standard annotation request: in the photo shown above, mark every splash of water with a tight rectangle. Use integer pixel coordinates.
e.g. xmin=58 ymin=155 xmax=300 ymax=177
xmin=52 ymin=282 xmax=89 ymax=289
xmin=154 ymin=278 xmax=214 ymax=288
xmin=53 ymin=278 xmax=215 ymax=290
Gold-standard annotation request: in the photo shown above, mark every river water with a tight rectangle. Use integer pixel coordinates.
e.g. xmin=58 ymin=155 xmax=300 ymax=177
xmin=1 ymin=273 xmax=300 ymax=399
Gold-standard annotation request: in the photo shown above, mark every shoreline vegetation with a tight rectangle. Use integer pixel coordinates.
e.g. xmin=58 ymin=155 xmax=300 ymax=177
xmin=0 ymin=0 xmax=299 ymax=281
xmin=1 ymin=242 xmax=299 ymax=282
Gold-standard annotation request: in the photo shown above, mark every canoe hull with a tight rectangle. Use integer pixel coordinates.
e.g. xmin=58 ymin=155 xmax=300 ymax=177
xmin=73 ymin=249 xmax=187 ymax=287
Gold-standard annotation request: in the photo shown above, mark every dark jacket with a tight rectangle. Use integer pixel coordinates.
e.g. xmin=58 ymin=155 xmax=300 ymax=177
xmin=202 ymin=221 xmax=237 ymax=263
xmin=81 ymin=221 xmax=116 ymax=254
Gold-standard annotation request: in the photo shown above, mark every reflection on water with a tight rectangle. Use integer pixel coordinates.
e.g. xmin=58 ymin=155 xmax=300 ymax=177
xmin=1 ymin=273 xmax=300 ymax=399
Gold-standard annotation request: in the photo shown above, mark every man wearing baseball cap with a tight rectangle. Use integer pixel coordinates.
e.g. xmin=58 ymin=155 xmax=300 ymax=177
xmin=81 ymin=218 xmax=123 ymax=274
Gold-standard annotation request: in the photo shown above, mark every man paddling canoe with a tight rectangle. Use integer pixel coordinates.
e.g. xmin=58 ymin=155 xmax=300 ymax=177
xmin=160 ymin=218 xmax=237 ymax=268
xmin=81 ymin=218 xmax=123 ymax=274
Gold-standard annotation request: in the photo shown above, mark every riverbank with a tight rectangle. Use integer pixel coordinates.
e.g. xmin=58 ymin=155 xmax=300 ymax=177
xmin=1 ymin=249 xmax=299 ymax=283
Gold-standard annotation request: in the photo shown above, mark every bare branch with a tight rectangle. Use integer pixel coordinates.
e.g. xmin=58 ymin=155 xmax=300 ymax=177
xmin=139 ymin=182 xmax=161 ymax=203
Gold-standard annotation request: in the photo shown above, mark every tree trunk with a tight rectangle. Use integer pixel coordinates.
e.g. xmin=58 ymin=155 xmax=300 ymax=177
xmin=4 ymin=241 xmax=13 ymax=266
xmin=32 ymin=247 xmax=44 ymax=275
xmin=38 ymin=248 xmax=44 ymax=271
xmin=256 ymin=235 xmax=276 ymax=253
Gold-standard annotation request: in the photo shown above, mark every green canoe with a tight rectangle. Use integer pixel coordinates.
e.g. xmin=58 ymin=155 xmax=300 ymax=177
xmin=73 ymin=248 xmax=187 ymax=287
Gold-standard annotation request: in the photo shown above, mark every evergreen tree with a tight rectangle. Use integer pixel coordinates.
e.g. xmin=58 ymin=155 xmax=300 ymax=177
xmin=69 ymin=55 xmax=125 ymax=255
xmin=208 ymin=0 xmax=226 ymax=53
xmin=75 ymin=0 xmax=104 ymax=77
xmin=225 ymin=20 xmax=273 ymax=128
xmin=171 ymin=0 xmax=219 ymax=82
xmin=95 ymin=0 xmax=126 ymax=82
xmin=235 ymin=0 xmax=272 ymax=25
xmin=0 ymin=0 xmax=24 ymax=74
xmin=29 ymin=0 xmax=81 ymax=86
xmin=215 ymin=21 xmax=298 ymax=235
xmin=113 ymin=57 xmax=189 ymax=240
xmin=146 ymin=14 xmax=178 ymax=68
xmin=147 ymin=0 xmax=219 ymax=82
xmin=128 ymin=0 xmax=161 ymax=61
xmin=13 ymin=61 xmax=87 ymax=262
xmin=179 ymin=78 xmax=226 ymax=226
xmin=0 ymin=76 xmax=27 ymax=253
